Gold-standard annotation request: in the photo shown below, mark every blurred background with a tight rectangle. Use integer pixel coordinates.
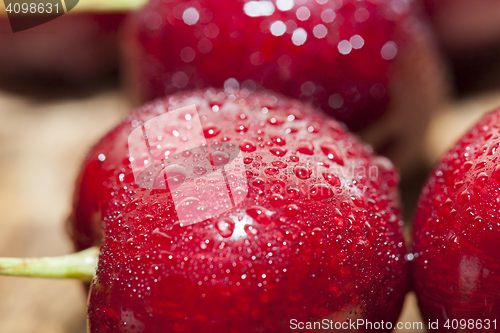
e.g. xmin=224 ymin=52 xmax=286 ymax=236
xmin=1 ymin=0 xmax=500 ymax=332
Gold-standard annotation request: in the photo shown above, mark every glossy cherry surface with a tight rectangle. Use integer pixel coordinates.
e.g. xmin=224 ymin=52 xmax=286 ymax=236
xmin=69 ymin=89 xmax=408 ymax=332
xmin=123 ymin=0 xmax=419 ymax=131
xmin=412 ymin=109 xmax=500 ymax=331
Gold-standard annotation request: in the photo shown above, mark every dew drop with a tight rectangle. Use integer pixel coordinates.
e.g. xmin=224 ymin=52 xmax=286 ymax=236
xmin=457 ymin=189 xmax=471 ymax=205
xmin=461 ymin=161 xmax=473 ymax=173
xmin=240 ymin=140 xmax=257 ymax=152
xmin=286 ymin=187 xmax=299 ymax=198
xmin=310 ymin=227 xmax=322 ymax=242
xmin=251 ymin=177 xmax=266 ymax=188
xmin=475 ymin=172 xmax=489 ymax=188
xmin=310 ymin=183 xmax=334 ymax=199
xmin=244 ymin=224 xmax=259 ymax=236
xmin=267 ymin=116 xmax=284 ymax=126
xmin=265 ymin=167 xmax=279 ymax=175
xmin=296 ymin=141 xmax=314 ymax=155
xmin=216 ymin=217 xmax=235 ymax=238
xmin=184 ymin=152 xmax=196 ymax=161
xmin=322 ymin=172 xmax=340 ymax=186
xmin=307 ymin=123 xmax=320 ymax=133
xmin=193 ymin=165 xmax=207 ymax=175
xmin=350 ymin=195 xmax=365 ymax=207
xmin=285 ymin=204 xmax=299 ymax=216
xmin=294 ymin=165 xmax=312 ymax=179
xmin=270 ymin=147 xmax=288 ymax=157
xmin=233 ymin=187 xmax=249 ymax=202
xmin=176 ymin=197 xmax=200 ymax=216
xmin=488 ymin=142 xmax=500 ymax=155
xmin=271 ymin=160 xmax=287 ymax=169
xmin=246 ymin=206 xmax=274 ymax=224
xmin=211 ymin=151 xmax=230 ymax=166
xmin=270 ymin=135 xmax=286 ymax=146
xmin=154 ymin=164 xmax=187 ymax=190
xmin=203 ymin=125 xmax=221 ymax=138
xmin=235 ymin=124 xmax=249 ymax=133
xmin=475 ymin=161 xmax=487 ymax=170
xmin=320 ymin=145 xmax=344 ymax=165
xmin=200 ymin=239 xmax=213 ymax=250
xmin=270 ymin=194 xmax=285 ymax=207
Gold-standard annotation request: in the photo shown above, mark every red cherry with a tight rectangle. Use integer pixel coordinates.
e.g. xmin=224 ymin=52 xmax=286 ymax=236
xmin=122 ymin=0 xmax=448 ymax=175
xmin=68 ymin=89 xmax=408 ymax=332
xmin=122 ymin=0 xmax=443 ymax=134
xmin=412 ymin=108 xmax=500 ymax=329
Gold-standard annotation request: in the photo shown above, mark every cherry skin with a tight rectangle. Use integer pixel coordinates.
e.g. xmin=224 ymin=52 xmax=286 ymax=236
xmin=412 ymin=108 xmax=500 ymax=331
xmin=124 ymin=0 xmax=433 ymax=131
xmin=68 ymin=89 xmax=408 ymax=332
xmin=122 ymin=0 xmax=448 ymax=174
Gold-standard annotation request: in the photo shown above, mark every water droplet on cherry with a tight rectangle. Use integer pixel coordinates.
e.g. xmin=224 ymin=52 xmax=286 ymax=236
xmin=212 ymin=151 xmax=230 ymax=166
xmin=294 ymin=165 xmax=312 ymax=179
xmin=271 ymin=160 xmax=287 ymax=169
xmin=322 ymin=172 xmax=341 ymax=186
xmin=246 ymin=206 xmax=273 ymax=224
xmin=240 ymin=140 xmax=257 ymax=152
xmin=244 ymin=224 xmax=259 ymax=236
xmin=193 ymin=165 xmax=207 ymax=175
xmin=235 ymin=124 xmax=248 ymax=133
xmin=203 ymin=125 xmax=221 ymax=138
xmin=320 ymin=145 xmax=344 ymax=165
xmin=285 ymin=204 xmax=299 ymax=216
xmin=310 ymin=183 xmax=334 ymax=199
xmin=270 ymin=194 xmax=285 ymax=207
xmin=265 ymin=167 xmax=279 ymax=175
xmin=270 ymin=135 xmax=286 ymax=146
xmin=296 ymin=142 xmax=314 ymax=155
xmin=216 ymin=217 xmax=235 ymax=238
xmin=270 ymin=147 xmax=288 ymax=157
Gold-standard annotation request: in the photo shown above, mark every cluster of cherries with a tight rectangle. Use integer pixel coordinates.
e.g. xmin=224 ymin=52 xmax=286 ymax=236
xmin=2 ymin=0 xmax=500 ymax=332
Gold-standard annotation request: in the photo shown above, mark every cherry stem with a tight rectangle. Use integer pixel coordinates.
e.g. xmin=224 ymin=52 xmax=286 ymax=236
xmin=0 ymin=0 xmax=148 ymax=15
xmin=69 ymin=0 xmax=148 ymax=12
xmin=0 ymin=247 xmax=99 ymax=282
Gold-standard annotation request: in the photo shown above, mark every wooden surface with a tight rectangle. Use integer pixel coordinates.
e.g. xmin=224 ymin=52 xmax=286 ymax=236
xmin=0 ymin=84 xmax=499 ymax=333
xmin=0 ymin=87 xmax=128 ymax=333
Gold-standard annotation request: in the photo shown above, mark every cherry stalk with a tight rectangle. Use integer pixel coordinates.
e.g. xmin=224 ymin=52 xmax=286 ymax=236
xmin=0 ymin=247 xmax=99 ymax=282
xmin=0 ymin=0 xmax=148 ymax=15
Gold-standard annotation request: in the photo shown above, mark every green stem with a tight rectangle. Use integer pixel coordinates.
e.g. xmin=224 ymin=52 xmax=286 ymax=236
xmin=0 ymin=247 xmax=99 ymax=283
xmin=0 ymin=0 xmax=148 ymax=16
xmin=69 ymin=0 xmax=149 ymax=13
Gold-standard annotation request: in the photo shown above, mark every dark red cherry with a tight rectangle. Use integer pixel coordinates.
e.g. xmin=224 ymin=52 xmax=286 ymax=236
xmin=68 ymin=89 xmax=408 ymax=332
xmin=412 ymin=108 xmax=500 ymax=330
